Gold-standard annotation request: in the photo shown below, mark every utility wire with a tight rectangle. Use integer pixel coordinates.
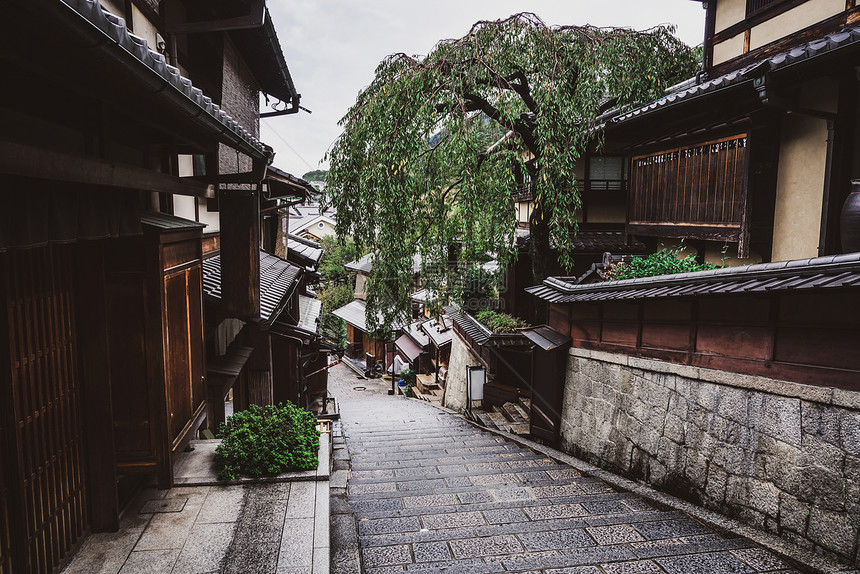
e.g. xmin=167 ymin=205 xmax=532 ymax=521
xmin=261 ymin=118 xmax=316 ymax=171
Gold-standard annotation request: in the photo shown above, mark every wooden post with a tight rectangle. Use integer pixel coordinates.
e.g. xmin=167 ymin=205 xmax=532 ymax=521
xmin=75 ymin=240 xmax=120 ymax=532
xmin=219 ymin=186 xmax=260 ymax=319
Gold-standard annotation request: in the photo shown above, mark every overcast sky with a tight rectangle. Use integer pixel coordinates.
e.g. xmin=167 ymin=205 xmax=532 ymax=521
xmin=262 ymin=1 xmax=706 ymax=179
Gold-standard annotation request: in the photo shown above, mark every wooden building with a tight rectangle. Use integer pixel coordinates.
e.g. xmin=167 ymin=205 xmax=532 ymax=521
xmin=522 ymin=1 xmax=860 ymax=566
xmin=0 ymin=1 xmax=311 ymax=572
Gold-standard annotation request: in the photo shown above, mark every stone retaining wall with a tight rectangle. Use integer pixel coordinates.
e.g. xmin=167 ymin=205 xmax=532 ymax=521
xmin=443 ymin=329 xmax=483 ymax=413
xmin=560 ymin=348 xmax=860 ymax=567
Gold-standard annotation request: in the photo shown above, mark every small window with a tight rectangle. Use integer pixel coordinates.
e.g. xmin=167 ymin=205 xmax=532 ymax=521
xmin=746 ymin=0 xmax=784 ymax=16
xmin=588 ymin=156 xmax=627 ymax=192
xmin=318 ymin=222 xmax=325 ymax=229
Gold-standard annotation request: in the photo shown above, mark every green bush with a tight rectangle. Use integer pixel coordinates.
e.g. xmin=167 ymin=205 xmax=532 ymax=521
xmin=604 ymin=245 xmax=719 ymax=281
xmin=475 ymin=310 xmax=530 ymax=333
xmin=215 ymin=403 xmax=320 ymax=481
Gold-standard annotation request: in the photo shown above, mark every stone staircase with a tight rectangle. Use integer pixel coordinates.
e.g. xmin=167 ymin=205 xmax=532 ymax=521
xmin=472 ymin=396 xmax=532 ymax=436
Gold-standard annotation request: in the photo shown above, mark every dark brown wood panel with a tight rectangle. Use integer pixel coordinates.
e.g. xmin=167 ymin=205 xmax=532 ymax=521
xmin=0 ymin=379 xmax=12 ymax=574
xmin=162 ymin=241 xmax=200 ymax=271
xmin=698 ymin=296 xmax=770 ymax=323
xmin=774 ymin=326 xmax=860 ymax=371
xmin=565 ymin=288 xmax=860 ymax=391
xmin=165 ymin=272 xmax=192 ymax=442
xmin=641 ymin=323 xmax=691 ymax=351
xmin=3 ymin=245 xmax=87 ymax=574
xmin=571 ymin=321 xmax=601 ymax=343
xmin=697 ymin=324 xmax=771 ymax=360
xmin=548 ymin=305 xmax=569 ymax=335
xmin=187 ymin=266 xmax=205 ymax=416
xmin=106 ymin=276 xmax=156 ymax=461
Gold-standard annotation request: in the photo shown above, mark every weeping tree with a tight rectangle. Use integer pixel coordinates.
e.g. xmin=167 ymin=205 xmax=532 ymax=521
xmin=325 ymin=13 xmax=699 ymax=330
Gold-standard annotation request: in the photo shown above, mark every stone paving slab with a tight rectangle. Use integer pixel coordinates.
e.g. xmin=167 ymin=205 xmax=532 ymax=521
xmin=62 ymin=433 xmax=332 ymax=574
xmin=325 ymin=362 xmax=838 ymax=574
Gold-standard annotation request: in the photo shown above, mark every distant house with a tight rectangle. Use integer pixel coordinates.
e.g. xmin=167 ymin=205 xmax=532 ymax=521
xmin=517 ymin=1 xmax=860 ymax=566
xmin=288 ymin=203 xmax=338 ymax=241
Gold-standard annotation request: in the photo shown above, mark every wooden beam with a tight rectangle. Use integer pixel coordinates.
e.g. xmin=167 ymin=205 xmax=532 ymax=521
xmin=0 ymin=141 xmax=215 ymax=197
xmin=627 ymin=222 xmax=742 ymax=242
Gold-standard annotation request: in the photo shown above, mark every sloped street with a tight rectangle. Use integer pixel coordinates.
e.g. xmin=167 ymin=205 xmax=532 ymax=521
xmin=329 ymin=364 xmax=808 ymax=574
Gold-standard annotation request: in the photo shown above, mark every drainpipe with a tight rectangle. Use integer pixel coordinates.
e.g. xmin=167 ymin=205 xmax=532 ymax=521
xmin=818 ymin=120 xmax=836 ymax=256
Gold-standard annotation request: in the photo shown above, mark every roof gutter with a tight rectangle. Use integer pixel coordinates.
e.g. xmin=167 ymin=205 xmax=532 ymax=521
xmin=48 ymin=0 xmax=273 ymax=163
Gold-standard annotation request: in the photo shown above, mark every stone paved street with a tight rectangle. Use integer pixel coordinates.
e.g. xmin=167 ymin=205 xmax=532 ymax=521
xmin=329 ymin=363 xmax=809 ymax=574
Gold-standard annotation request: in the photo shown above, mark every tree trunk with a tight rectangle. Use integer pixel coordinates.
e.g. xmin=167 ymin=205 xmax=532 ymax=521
xmin=529 ymin=202 xmax=551 ymax=325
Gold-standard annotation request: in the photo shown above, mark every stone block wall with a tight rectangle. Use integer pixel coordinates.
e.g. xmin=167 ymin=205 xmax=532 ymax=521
xmin=560 ymin=348 xmax=860 ymax=567
xmin=443 ymin=329 xmax=483 ymax=413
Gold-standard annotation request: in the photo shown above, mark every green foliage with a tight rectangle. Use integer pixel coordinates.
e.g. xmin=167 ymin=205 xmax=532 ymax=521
xmin=325 ymin=12 xmax=699 ymax=331
xmin=318 ymin=282 xmax=353 ymax=347
xmin=399 ymin=368 xmax=417 ymax=397
xmin=475 ymin=310 xmax=530 ymax=333
xmin=318 ymin=236 xmax=359 ymax=284
xmin=604 ymin=245 xmax=719 ymax=281
xmin=302 ymin=169 xmax=328 ymax=182
xmin=316 ymin=236 xmax=361 ymax=348
xmin=215 ymin=403 xmax=320 ymax=481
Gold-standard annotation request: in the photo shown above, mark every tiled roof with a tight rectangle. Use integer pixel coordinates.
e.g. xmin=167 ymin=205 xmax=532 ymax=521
xmin=297 ymin=295 xmax=322 ymax=333
xmin=527 ymin=252 xmax=860 ymax=304
xmin=140 ymin=211 xmax=206 ymax=231
xmin=447 ymin=307 xmax=530 ymax=348
xmin=62 ymin=0 xmax=273 ymax=160
xmin=606 ymin=24 xmax=860 ymax=127
xmin=287 ymin=234 xmax=323 ymax=268
xmin=345 ymin=253 xmax=422 ymax=275
xmin=203 ymin=250 xmax=300 ymax=324
xmin=420 ymin=316 xmax=454 ymax=348
xmin=332 ymin=300 xmax=370 ymax=332
xmin=395 ymin=334 xmax=423 ymax=362
xmin=407 ymin=321 xmax=431 ymax=347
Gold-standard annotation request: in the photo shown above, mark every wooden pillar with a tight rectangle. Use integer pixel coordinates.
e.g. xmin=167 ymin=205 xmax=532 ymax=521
xmin=219 ymin=187 xmax=260 ymax=319
xmin=247 ymin=324 xmax=273 ymax=406
xmin=75 ymin=241 xmax=120 ymax=532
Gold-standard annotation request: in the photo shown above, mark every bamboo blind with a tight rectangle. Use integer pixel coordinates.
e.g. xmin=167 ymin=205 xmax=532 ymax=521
xmin=630 ymin=134 xmax=747 ymax=228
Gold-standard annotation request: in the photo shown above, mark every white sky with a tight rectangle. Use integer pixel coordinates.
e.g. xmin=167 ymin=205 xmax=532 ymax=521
xmin=262 ymin=1 xmax=707 ymax=178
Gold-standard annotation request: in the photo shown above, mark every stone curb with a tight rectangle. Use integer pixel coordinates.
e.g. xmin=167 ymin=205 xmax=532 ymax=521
xmin=404 ymin=395 xmax=858 ymax=574
xmin=173 ymin=433 xmax=332 ymax=487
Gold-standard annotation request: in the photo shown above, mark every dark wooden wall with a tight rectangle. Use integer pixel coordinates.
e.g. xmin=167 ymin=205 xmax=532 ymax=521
xmin=0 ymin=245 xmax=88 ymax=574
xmin=551 ymin=289 xmax=860 ymax=390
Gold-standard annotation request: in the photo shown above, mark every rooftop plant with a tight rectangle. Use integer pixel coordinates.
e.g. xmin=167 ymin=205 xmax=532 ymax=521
xmin=475 ymin=310 xmax=530 ymax=333
xmin=603 ymin=245 xmax=719 ymax=281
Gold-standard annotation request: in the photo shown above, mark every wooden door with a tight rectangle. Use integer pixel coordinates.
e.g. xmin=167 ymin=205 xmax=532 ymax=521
xmin=163 ymin=265 xmax=205 ymax=449
xmin=529 ymin=348 xmax=567 ymax=444
xmin=0 ymin=245 xmax=88 ymax=573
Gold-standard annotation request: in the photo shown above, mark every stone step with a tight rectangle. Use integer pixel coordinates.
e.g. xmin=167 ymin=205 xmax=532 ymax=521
xmin=486 ymin=412 xmax=509 ymax=429
xmin=518 ymin=396 xmax=531 ymax=412
xmin=508 ymin=423 xmax=531 ymax=435
xmin=501 ymin=402 xmax=528 ymax=424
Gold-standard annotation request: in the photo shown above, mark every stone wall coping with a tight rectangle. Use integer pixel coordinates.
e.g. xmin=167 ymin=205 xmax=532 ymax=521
xmin=568 ymin=347 xmax=859 ymax=410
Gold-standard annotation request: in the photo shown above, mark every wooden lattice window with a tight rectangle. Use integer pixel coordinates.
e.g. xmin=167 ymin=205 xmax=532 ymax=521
xmin=746 ymin=0 xmax=787 ymax=16
xmin=628 ymin=134 xmax=750 ymax=253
